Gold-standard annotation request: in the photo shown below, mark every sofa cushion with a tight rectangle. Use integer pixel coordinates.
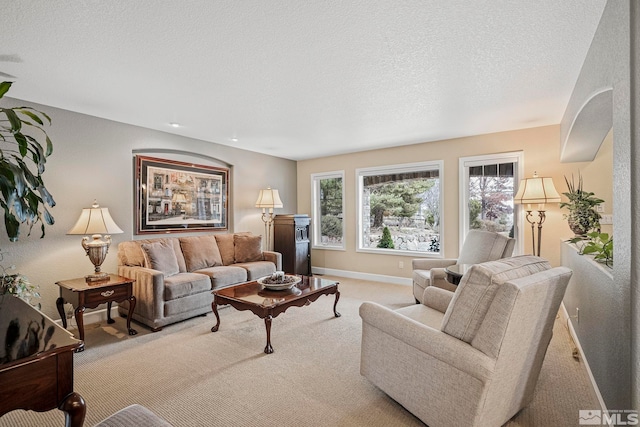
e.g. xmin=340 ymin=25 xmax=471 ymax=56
xmin=441 ymin=255 xmax=551 ymax=344
xmin=234 ymin=234 xmax=263 ymax=263
xmin=140 ymin=240 xmax=180 ymax=276
xmin=235 ymin=261 xmax=276 ymax=280
xmin=194 ymin=266 xmax=248 ymax=289
xmin=163 ymin=272 xmax=212 ymax=300
xmin=179 ymin=235 xmax=223 ymax=271
xmin=214 ymin=234 xmax=236 ymax=266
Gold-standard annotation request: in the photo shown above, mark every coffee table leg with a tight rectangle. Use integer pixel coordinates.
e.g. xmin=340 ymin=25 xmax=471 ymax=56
xmin=264 ymin=315 xmax=274 ymax=354
xmin=211 ymin=299 xmax=221 ymax=332
xmin=333 ymin=290 xmax=341 ymax=317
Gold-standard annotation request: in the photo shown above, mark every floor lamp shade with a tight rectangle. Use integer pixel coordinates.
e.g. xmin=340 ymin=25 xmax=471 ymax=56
xmin=255 ymin=188 xmax=284 ymax=210
xmin=68 ymin=200 xmax=123 ymax=281
xmin=514 ymin=173 xmax=561 ymax=207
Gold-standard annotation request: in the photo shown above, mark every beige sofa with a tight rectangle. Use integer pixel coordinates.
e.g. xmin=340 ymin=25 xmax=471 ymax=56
xmin=117 ymin=233 xmax=281 ymax=331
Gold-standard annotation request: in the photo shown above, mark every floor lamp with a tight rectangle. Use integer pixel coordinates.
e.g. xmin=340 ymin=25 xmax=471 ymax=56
xmin=255 ymin=187 xmax=283 ymax=250
xmin=514 ymin=172 xmax=561 ymax=257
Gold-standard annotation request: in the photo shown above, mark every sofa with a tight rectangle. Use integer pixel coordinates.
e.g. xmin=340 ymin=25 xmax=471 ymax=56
xmin=117 ymin=233 xmax=282 ymax=331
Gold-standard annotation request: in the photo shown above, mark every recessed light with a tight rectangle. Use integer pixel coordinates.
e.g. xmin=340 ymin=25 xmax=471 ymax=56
xmin=230 ymin=137 xmax=238 ymax=142
xmin=169 ymin=122 xmax=181 ymax=128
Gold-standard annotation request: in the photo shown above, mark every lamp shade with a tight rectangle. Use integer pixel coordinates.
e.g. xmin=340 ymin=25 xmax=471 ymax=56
xmin=255 ymin=188 xmax=283 ymax=209
xmin=67 ymin=200 xmax=123 ymax=235
xmin=514 ymin=172 xmax=561 ymax=205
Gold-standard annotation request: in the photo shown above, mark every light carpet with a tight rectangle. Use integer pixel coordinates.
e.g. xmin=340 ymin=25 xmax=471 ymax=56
xmin=0 ymin=276 xmax=599 ymax=427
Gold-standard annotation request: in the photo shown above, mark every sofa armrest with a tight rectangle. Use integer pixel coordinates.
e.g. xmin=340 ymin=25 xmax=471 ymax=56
xmin=412 ymin=258 xmax=457 ymax=270
xmin=359 ymin=301 xmax=494 ymax=380
xmin=422 ymin=286 xmax=454 ymax=313
xmin=262 ymin=251 xmax=282 ymax=271
xmin=118 ymin=266 xmax=165 ymax=322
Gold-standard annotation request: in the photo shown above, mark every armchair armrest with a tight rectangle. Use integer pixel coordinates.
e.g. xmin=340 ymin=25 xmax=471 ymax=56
xmin=118 ymin=266 xmax=165 ymax=322
xmin=422 ymin=286 xmax=454 ymax=313
xmin=360 ymin=302 xmax=494 ymax=380
xmin=412 ymin=258 xmax=457 ymax=270
xmin=262 ymin=251 xmax=282 ymax=271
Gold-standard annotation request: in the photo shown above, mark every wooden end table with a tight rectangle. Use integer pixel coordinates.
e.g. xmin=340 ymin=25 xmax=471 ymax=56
xmin=56 ymin=274 xmax=137 ymax=352
xmin=444 ymin=264 xmax=472 ymax=285
xmin=1 ymin=295 xmax=86 ymax=427
xmin=211 ymin=275 xmax=340 ymax=354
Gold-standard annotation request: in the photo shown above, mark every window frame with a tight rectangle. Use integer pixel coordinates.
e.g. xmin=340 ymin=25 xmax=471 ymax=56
xmin=458 ymin=151 xmax=524 ymax=255
xmin=356 ymin=160 xmax=444 ymax=257
xmin=311 ymin=170 xmax=346 ymax=251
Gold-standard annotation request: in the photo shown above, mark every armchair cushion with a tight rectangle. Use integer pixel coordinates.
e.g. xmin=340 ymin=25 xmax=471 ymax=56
xmin=234 ymin=234 xmax=263 ymax=263
xmin=441 ymin=255 xmax=551 ymax=345
xmin=179 ymin=235 xmax=223 ymax=271
xmin=140 ymin=240 xmax=180 ymax=277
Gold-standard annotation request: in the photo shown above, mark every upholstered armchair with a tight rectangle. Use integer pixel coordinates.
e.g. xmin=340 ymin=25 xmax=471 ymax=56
xmin=412 ymin=229 xmax=515 ymax=301
xmin=360 ymin=256 xmax=572 ymax=427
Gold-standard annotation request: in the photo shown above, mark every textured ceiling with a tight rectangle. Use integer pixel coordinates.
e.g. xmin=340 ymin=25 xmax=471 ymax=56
xmin=2 ymin=1 xmax=606 ymax=161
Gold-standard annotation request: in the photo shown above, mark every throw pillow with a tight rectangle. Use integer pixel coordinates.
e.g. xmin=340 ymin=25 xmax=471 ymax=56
xmin=179 ymin=236 xmax=223 ymax=271
xmin=140 ymin=240 xmax=180 ymax=276
xmin=214 ymin=234 xmax=236 ymax=265
xmin=234 ymin=234 xmax=263 ymax=263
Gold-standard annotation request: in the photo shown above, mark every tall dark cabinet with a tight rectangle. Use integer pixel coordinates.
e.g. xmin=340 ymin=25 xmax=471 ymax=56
xmin=273 ymin=214 xmax=311 ymax=275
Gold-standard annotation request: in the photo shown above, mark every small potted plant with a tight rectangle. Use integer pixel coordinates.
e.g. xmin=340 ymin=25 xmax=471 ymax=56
xmin=568 ymin=232 xmax=613 ymax=268
xmin=559 ymin=173 xmax=604 ymax=237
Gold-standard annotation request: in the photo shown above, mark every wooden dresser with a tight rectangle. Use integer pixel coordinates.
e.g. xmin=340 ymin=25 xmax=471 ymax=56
xmin=273 ymin=214 xmax=311 ymax=275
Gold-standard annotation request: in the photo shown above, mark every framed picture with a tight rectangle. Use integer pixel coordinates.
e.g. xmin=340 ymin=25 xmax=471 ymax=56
xmin=135 ymin=155 xmax=228 ymax=234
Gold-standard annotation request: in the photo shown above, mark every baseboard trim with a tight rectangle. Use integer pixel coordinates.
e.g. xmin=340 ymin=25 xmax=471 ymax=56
xmin=311 ymin=266 xmax=412 ymax=286
xmin=54 ymin=305 xmax=120 ymax=328
xmin=559 ymin=302 xmax=609 ymax=417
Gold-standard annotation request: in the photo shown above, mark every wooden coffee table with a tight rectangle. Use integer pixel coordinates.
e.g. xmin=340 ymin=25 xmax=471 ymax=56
xmin=211 ymin=275 xmax=340 ymax=354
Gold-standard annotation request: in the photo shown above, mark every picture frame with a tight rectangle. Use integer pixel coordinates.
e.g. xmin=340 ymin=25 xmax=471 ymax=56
xmin=135 ymin=155 xmax=228 ymax=234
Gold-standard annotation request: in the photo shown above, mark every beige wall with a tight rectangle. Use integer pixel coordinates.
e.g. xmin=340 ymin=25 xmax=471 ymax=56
xmin=298 ymin=124 xmax=613 ymax=279
xmin=0 ymin=97 xmax=297 ymax=319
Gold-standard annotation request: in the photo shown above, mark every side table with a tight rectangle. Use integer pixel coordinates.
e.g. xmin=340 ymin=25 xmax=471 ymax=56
xmin=56 ymin=274 xmax=137 ymax=351
xmin=444 ymin=264 xmax=472 ymax=286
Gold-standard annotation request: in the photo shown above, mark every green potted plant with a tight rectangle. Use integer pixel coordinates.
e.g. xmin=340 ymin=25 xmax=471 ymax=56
xmin=568 ymin=232 xmax=613 ymax=268
xmin=559 ymin=173 xmax=603 ymax=237
xmin=0 ymin=81 xmax=56 ymax=241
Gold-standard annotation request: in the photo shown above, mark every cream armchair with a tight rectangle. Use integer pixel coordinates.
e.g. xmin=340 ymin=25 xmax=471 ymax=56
xmin=412 ymin=229 xmax=515 ymax=301
xmin=360 ymin=256 xmax=572 ymax=427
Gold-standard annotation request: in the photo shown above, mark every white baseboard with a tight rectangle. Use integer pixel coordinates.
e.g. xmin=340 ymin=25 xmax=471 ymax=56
xmin=559 ymin=302 xmax=609 ymax=416
xmin=54 ymin=304 xmax=120 ymax=328
xmin=311 ymin=266 xmax=412 ymax=286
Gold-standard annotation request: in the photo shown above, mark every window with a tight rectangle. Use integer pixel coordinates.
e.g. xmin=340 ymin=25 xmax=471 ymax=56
xmin=459 ymin=152 xmax=523 ymax=253
xmin=357 ymin=161 xmax=443 ymax=255
xmin=311 ymin=171 xmax=345 ymax=250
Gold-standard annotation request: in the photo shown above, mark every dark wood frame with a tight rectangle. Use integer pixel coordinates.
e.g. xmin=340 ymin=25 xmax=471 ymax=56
xmin=135 ymin=155 xmax=228 ymax=234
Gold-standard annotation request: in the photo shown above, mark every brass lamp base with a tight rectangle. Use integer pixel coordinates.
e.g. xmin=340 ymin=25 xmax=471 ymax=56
xmin=85 ymin=272 xmax=109 ymax=282
xmin=82 ymin=234 xmax=112 ymax=283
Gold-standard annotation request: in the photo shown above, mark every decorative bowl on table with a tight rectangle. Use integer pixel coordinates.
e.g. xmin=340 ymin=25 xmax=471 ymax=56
xmin=257 ymin=273 xmax=302 ymax=290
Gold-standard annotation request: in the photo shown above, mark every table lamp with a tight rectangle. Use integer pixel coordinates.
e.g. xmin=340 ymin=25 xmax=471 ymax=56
xmin=67 ymin=200 xmax=123 ymax=281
